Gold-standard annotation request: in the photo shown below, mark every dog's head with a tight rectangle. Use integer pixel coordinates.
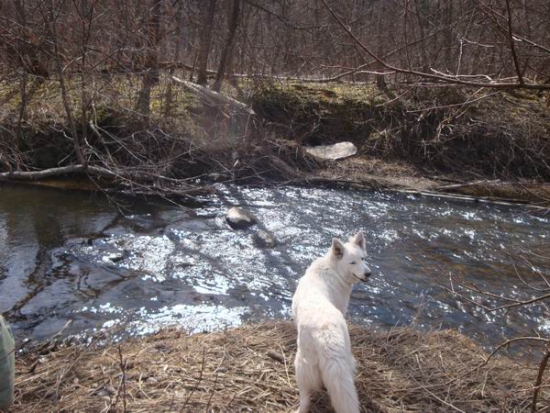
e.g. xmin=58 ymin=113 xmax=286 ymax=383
xmin=330 ymin=231 xmax=372 ymax=284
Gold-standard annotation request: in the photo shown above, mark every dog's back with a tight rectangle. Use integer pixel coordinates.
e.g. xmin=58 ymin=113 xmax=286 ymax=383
xmin=292 ymin=232 xmax=371 ymax=413
xmin=293 ymin=290 xmax=359 ymax=413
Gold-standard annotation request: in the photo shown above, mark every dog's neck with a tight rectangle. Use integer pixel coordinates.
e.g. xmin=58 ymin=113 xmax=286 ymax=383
xmin=323 ymin=257 xmax=354 ymax=315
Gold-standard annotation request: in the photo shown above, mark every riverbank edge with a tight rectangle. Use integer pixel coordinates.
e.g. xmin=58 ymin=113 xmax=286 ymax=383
xmin=9 ymin=321 xmax=548 ymax=413
xmin=1 ymin=79 xmax=549 ymax=207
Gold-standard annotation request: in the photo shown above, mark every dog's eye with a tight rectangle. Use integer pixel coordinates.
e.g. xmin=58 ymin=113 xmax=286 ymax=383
xmin=350 ymin=261 xmax=356 ymax=265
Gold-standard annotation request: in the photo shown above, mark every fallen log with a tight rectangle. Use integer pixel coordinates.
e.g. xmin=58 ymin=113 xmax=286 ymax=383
xmin=0 ymin=165 xmax=202 ymax=199
xmin=0 ymin=165 xmax=90 ymax=180
xmin=171 ymin=76 xmax=255 ymax=116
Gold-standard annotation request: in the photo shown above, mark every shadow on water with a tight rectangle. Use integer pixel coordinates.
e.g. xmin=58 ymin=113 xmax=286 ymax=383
xmin=1 ymin=183 xmax=549 ymax=355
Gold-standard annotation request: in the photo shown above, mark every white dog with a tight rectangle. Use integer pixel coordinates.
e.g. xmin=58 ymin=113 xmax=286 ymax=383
xmin=292 ymin=232 xmax=372 ymax=413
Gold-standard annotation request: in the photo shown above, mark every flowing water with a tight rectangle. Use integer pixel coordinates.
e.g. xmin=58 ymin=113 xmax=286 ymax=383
xmin=1 ymin=183 xmax=549 ymax=352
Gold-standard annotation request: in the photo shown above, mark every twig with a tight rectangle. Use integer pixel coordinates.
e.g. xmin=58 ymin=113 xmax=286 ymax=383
xmin=447 ymin=272 xmax=550 ymax=312
xmin=205 ymin=350 xmax=226 ymax=412
xmin=118 ymin=344 xmax=127 ymax=413
xmin=531 ymin=340 xmax=550 ymax=413
xmin=181 ymin=348 xmax=206 ymax=412
xmin=433 ymin=179 xmax=501 ymax=191
xmin=35 ymin=320 xmax=73 ymax=354
xmin=484 ymin=337 xmax=549 ymax=363
xmin=407 ymin=91 xmax=501 ymax=113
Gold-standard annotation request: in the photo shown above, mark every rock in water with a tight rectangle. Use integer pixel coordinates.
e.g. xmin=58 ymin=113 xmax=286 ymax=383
xmin=226 ymin=207 xmax=256 ymax=229
xmin=252 ymin=230 xmax=277 ymax=249
xmin=304 ymin=141 xmax=357 ymax=161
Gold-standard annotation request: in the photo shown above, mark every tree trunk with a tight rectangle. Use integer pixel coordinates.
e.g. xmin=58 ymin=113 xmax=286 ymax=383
xmin=165 ymin=0 xmax=184 ymax=115
xmin=375 ymin=0 xmax=388 ymax=91
xmin=413 ymin=0 xmax=431 ymax=73
xmin=212 ymin=0 xmax=241 ymax=92
xmin=196 ymin=0 xmax=218 ymax=85
xmin=136 ymin=0 xmax=162 ymax=117
xmin=79 ymin=0 xmax=93 ymax=153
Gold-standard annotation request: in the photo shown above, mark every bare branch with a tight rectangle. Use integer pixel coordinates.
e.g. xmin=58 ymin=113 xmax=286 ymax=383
xmin=319 ymin=0 xmax=550 ymax=90
xmin=531 ymin=340 xmax=550 ymax=413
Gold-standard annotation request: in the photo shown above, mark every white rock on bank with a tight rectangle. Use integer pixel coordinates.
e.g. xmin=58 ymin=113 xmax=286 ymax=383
xmin=304 ymin=141 xmax=357 ymax=161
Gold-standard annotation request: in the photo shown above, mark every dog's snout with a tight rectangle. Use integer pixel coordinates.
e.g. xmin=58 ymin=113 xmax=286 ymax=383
xmin=364 ymin=271 xmax=372 ymax=278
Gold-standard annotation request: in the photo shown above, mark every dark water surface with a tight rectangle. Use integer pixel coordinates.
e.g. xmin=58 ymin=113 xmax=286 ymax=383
xmin=1 ymin=183 xmax=549 ymax=352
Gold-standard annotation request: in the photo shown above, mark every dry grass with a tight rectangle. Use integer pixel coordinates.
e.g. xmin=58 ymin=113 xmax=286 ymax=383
xmin=10 ymin=322 xmax=549 ymax=413
xmin=252 ymin=83 xmax=550 ymax=182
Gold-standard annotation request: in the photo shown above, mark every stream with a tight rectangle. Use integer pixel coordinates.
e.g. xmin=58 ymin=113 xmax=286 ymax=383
xmin=1 ymin=183 xmax=549 ymax=353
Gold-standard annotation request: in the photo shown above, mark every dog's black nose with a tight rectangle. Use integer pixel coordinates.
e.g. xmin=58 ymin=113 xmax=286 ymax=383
xmin=364 ymin=271 xmax=372 ymax=278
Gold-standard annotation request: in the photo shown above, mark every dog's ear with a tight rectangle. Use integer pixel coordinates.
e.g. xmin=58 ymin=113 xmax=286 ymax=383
xmin=352 ymin=231 xmax=366 ymax=251
xmin=331 ymin=238 xmax=345 ymax=259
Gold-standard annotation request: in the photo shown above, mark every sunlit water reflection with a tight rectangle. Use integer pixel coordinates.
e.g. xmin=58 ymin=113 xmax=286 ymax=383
xmin=1 ymin=183 xmax=549 ymax=352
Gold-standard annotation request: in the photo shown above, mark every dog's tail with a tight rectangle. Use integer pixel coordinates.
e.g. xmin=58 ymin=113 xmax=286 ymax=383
xmin=320 ymin=357 xmax=359 ymax=413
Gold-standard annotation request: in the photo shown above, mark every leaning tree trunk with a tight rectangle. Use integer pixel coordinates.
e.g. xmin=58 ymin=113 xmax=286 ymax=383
xmin=212 ymin=0 xmax=241 ymax=92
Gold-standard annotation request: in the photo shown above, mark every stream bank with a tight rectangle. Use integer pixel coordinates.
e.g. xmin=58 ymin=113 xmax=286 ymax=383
xmin=1 ymin=77 xmax=549 ymax=206
xmin=10 ymin=321 xmax=549 ymax=413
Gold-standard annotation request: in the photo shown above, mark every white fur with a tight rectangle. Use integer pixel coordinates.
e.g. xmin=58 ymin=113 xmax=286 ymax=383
xmin=292 ymin=232 xmax=371 ymax=413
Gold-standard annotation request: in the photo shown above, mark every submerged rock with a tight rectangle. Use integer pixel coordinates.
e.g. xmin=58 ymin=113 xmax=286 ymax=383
xmin=304 ymin=141 xmax=357 ymax=160
xmin=252 ymin=230 xmax=277 ymax=249
xmin=226 ymin=207 xmax=256 ymax=230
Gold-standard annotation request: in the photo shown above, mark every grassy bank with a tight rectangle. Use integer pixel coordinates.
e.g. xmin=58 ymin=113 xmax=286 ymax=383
xmin=11 ymin=322 xmax=548 ymax=412
xmin=0 ymin=75 xmax=324 ymax=202
xmin=1 ymin=75 xmax=549 ymax=204
xmin=252 ymin=83 xmax=550 ymax=180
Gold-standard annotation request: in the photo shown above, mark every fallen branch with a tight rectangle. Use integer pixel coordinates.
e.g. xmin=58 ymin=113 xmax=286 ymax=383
xmin=0 ymin=164 xmax=184 ymax=186
xmin=289 ymin=175 xmax=386 ymax=190
xmin=0 ymin=165 xmax=90 ymax=180
xmin=433 ymin=180 xmax=502 ymax=191
xmin=399 ymin=189 xmax=549 ymax=209
xmin=532 ymin=340 xmax=550 ymax=413
xmin=0 ymin=164 xmax=202 ymax=200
